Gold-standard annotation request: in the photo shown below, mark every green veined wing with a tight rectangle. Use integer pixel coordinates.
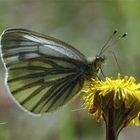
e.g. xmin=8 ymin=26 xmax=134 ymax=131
xmin=0 ymin=28 xmax=88 ymax=115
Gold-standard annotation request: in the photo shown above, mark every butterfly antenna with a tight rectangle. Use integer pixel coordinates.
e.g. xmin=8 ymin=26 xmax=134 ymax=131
xmin=110 ymin=50 xmax=123 ymax=76
xmin=101 ymin=32 xmax=128 ymax=54
xmin=105 ymin=33 xmax=128 ymax=76
xmin=120 ymin=32 xmax=128 ymax=39
xmin=99 ymin=28 xmax=118 ymax=56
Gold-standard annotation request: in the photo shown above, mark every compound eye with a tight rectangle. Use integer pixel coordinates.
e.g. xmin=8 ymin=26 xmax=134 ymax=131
xmin=96 ymin=56 xmax=100 ymax=60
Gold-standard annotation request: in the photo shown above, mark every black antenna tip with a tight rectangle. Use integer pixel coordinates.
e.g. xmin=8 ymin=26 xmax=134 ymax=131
xmin=113 ymin=28 xmax=118 ymax=34
xmin=121 ymin=32 xmax=128 ymax=38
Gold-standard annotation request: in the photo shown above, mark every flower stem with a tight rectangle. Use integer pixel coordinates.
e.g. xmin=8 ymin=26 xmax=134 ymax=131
xmin=105 ymin=108 xmax=118 ymax=140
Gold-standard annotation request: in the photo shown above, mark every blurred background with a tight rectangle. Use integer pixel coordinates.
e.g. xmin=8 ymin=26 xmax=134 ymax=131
xmin=0 ymin=0 xmax=140 ymax=140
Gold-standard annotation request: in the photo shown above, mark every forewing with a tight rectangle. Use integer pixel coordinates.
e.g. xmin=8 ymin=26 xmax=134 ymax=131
xmin=1 ymin=28 xmax=87 ymax=114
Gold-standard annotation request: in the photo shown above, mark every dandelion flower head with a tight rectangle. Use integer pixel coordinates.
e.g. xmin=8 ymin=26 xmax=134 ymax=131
xmin=83 ymin=74 xmax=140 ymax=127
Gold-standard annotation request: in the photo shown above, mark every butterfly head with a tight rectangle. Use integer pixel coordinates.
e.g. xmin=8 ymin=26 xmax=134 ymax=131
xmin=95 ymin=55 xmax=105 ymax=63
xmin=85 ymin=55 xmax=105 ymax=78
xmin=94 ymin=55 xmax=105 ymax=71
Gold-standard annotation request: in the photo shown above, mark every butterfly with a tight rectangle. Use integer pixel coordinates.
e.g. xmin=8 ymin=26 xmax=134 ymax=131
xmin=0 ymin=28 xmax=110 ymax=115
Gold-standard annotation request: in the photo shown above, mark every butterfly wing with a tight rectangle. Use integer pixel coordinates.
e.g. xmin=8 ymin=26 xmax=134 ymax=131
xmin=1 ymin=28 xmax=88 ymax=114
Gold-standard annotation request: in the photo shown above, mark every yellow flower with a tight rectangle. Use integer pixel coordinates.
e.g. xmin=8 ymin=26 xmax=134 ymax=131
xmin=83 ymin=74 xmax=140 ymax=128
